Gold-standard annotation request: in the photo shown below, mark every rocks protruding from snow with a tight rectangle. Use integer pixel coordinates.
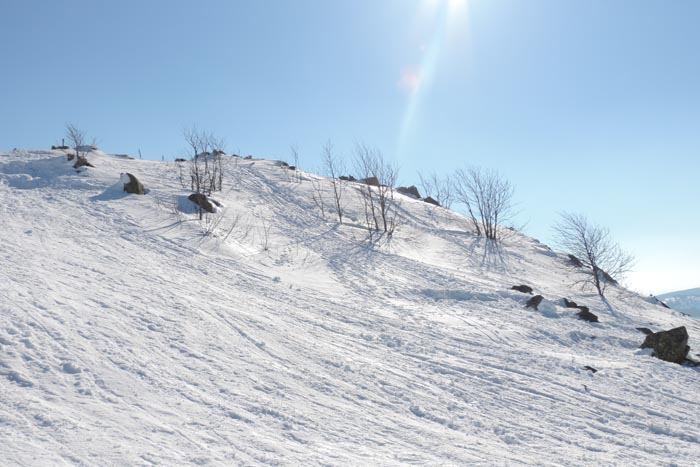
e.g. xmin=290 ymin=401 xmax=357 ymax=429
xmin=396 ymin=185 xmax=421 ymax=199
xmin=640 ymin=326 xmax=690 ymax=364
xmin=121 ymin=173 xmax=146 ymax=195
xmin=525 ymin=295 xmax=544 ymax=310
xmin=423 ymin=196 xmax=440 ymax=207
xmin=584 ymin=366 xmax=598 ymax=373
xmin=576 ymin=307 xmax=599 ymax=323
xmin=188 ymin=193 xmax=222 ymax=213
xmin=511 ymin=285 xmax=533 ymax=295
xmin=73 ymin=155 xmax=94 ymax=169
xmin=359 ymin=176 xmax=380 ymax=187
xmin=636 ymin=327 xmax=654 ymax=336
xmin=339 ymin=175 xmax=356 ymax=182
xmin=562 ymin=298 xmax=579 ymax=308
xmin=567 ymin=254 xmax=583 ymax=268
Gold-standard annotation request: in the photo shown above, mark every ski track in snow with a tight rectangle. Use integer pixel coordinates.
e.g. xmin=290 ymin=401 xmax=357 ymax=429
xmin=1 ymin=149 xmax=699 ymax=467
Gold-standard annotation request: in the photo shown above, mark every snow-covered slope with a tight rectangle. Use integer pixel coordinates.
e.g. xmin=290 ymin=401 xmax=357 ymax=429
xmin=658 ymin=288 xmax=700 ymax=319
xmin=1 ymin=149 xmax=699 ymax=467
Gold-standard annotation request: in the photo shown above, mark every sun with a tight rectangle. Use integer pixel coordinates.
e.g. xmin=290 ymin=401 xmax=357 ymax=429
xmin=447 ymin=0 xmax=467 ymax=13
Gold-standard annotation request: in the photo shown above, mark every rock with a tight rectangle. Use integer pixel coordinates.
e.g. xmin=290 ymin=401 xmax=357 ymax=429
xmin=567 ymin=254 xmax=583 ymax=268
xmin=525 ymin=295 xmax=544 ymax=310
xmin=576 ymin=307 xmax=599 ymax=323
xmin=640 ymin=326 xmax=689 ymax=364
xmin=244 ymin=155 xmax=253 ymax=160
xmin=73 ymin=155 xmax=94 ymax=169
xmin=188 ymin=193 xmax=221 ymax=213
xmin=279 ymin=161 xmax=289 ymax=167
xmin=121 ymin=173 xmax=146 ymax=195
xmin=423 ymin=196 xmax=440 ymax=207
xmin=583 ymin=366 xmax=598 ymax=373
xmin=175 ymin=158 xmax=187 ymax=162
xmin=511 ymin=285 xmax=533 ymax=294
xmin=563 ymin=298 xmax=579 ymax=308
xmin=636 ymin=327 xmax=654 ymax=336
xmin=288 ymin=166 xmax=296 ymax=170
xmin=339 ymin=175 xmax=357 ymax=182
xmin=396 ymin=185 xmax=421 ymax=199
xmin=359 ymin=176 xmax=380 ymax=187
xmin=600 ymin=269 xmax=618 ymax=286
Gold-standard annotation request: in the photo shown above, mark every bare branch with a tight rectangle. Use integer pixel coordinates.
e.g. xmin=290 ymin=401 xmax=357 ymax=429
xmin=553 ymin=212 xmax=635 ymax=297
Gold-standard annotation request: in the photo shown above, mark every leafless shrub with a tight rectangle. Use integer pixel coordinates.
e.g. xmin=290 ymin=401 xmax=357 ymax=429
xmin=65 ymin=123 xmax=87 ymax=162
xmin=418 ymin=171 xmax=454 ymax=209
xmin=454 ymin=166 xmax=515 ymax=242
xmin=311 ymin=177 xmax=326 ymax=218
xmin=182 ymin=127 xmax=227 ymax=219
xmin=256 ymin=216 xmax=272 ymax=252
xmin=354 ymin=142 xmax=400 ymax=241
xmin=554 ymin=212 xmax=634 ymax=297
xmin=290 ymin=144 xmax=302 ymax=183
xmin=321 ymin=140 xmax=346 ymax=223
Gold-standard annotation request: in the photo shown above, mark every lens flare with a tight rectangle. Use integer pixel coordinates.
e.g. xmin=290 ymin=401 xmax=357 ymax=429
xmin=397 ymin=0 xmax=468 ymax=157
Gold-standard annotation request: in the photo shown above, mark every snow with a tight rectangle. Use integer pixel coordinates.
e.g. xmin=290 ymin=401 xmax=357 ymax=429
xmin=1 ymin=149 xmax=699 ymax=466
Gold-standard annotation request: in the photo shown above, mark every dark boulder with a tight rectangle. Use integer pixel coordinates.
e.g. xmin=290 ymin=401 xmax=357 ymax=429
xmin=359 ymin=176 xmax=380 ymax=187
xmin=122 ymin=173 xmax=146 ymax=195
xmin=600 ymin=269 xmax=618 ymax=286
xmin=73 ymin=155 xmax=94 ymax=169
xmin=288 ymin=166 xmax=296 ymax=170
xmin=423 ymin=196 xmax=440 ymax=207
xmin=339 ymin=175 xmax=356 ymax=182
xmin=188 ymin=193 xmax=221 ymax=213
xmin=511 ymin=285 xmax=533 ymax=294
xmin=525 ymin=295 xmax=544 ymax=310
xmin=396 ymin=185 xmax=421 ymax=199
xmin=576 ymin=307 xmax=599 ymax=323
xmin=583 ymin=366 xmax=598 ymax=373
xmin=175 ymin=158 xmax=187 ymax=162
xmin=567 ymin=254 xmax=583 ymax=268
xmin=641 ymin=326 xmax=690 ymax=364
xmin=563 ymin=298 xmax=579 ymax=308
xmin=636 ymin=327 xmax=654 ymax=336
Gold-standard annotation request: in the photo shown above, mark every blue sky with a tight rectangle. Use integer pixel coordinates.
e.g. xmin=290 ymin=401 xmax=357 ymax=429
xmin=1 ymin=0 xmax=698 ymax=294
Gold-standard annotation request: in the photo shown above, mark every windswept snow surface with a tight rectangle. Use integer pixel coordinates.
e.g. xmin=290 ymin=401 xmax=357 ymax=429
xmin=1 ymin=149 xmax=699 ymax=467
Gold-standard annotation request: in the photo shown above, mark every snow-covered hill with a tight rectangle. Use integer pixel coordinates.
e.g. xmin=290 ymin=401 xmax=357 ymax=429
xmin=658 ymin=288 xmax=700 ymax=319
xmin=1 ymin=149 xmax=699 ymax=467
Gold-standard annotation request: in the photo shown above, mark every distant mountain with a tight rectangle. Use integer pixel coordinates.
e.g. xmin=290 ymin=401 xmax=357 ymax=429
xmin=658 ymin=288 xmax=700 ymax=318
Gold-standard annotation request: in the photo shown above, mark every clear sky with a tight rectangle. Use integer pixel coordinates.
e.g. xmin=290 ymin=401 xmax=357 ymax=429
xmin=1 ymin=0 xmax=698 ymax=294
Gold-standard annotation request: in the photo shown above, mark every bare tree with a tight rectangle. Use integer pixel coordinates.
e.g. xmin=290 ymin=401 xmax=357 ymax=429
xmin=182 ymin=127 xmax=227 ymax=219
xmin=418 ymin=171 xmax=454 ymax=208
xmin=310 ymin=177 xmax=326 ymax=218
xmin=321 ymin=140 xmax=346 ymax=223
xmin=554 ymin=212 xmax=634 ymax=297
xmin=65 ymin=123 xmax=87 ymax=162
xmin=354 ymin=142 xmax=400 ymax=240
xmin=290 ymin=144 xmax=302 ymax=183
xmin=453 ymin=166 xmax=514 ymax=242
